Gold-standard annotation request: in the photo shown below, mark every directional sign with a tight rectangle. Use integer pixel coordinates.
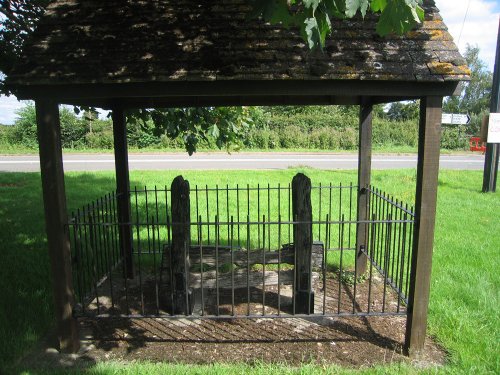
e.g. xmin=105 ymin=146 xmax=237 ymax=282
xmin=487 ymin=113 xmax=500 ymax=143
xmin=441 ymin=113 xmax=471 ymax=125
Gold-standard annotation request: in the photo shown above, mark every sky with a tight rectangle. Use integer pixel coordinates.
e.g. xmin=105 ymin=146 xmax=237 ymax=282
xmin=1 ymin=0 xmax=500 ymax=125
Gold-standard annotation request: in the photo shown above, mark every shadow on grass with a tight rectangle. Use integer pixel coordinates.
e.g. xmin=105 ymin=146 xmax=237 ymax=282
xmin=0 ymin=172 xmax=120 ymax=372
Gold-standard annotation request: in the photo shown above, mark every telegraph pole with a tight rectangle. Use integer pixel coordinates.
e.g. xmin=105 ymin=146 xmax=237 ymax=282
xmin=482 ymin=18 xmax=500 ymax=192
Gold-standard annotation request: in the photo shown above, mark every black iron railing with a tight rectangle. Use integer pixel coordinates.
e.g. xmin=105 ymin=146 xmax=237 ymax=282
xmin=68 ymin=180 xmax=414 ymax=319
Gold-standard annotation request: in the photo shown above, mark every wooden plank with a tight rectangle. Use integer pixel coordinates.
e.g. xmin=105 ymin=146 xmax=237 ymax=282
xmin=164 ymin=242 xmax=324 ymax=269
xmin=112 ymin=107 xmax=133 ymax=278
xmin=16 ymin=80 xmax=460 ymax=105
xmin=170 ymin=175 xmax=193 ymax=314
xmin=292 ymin=173 xmax=314 ymax=313
xmin=356 ymin=98 xmax=372 ymax=276
xmin=404 ymin=96 xmax=443 ymax=356
xmin=188 ymin=270 xmax=320 ymax=289
xmin=36 ymin=100 xmax=79 ymax=353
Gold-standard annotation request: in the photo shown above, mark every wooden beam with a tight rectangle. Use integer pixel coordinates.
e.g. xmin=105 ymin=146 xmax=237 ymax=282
xmin=404 ymin=96 xmax=443 ymax=356
xmin=35 ymin=100 xmax=79 ymax=353
xmin=356 ymin=98 xmax=372 ymax=276
xmin=15 ymin=80 xmax=460 ymax=106
xmin=112 ymin=107 xmax=133 ymax=278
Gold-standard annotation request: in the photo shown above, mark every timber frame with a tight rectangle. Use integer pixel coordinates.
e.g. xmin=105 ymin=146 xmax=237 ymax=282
xmin=8 ymin=0 xmax=466 ymax=358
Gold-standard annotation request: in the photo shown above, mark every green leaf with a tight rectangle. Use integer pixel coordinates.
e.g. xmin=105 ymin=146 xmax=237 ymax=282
xmin=304 ymin=17 xmax=319 ymax=49
xmin=415 ymin=4 xmax=424 ymax=22
xmin=303 ymin=0 xmax=321 ymax=13
xmin=371 ymin=0 xmax=387 ymax=12
xmin=210 ymin=124 xmax=220 ymax=138
xmin=345 ymin=0 xmax=369 ymax=18
xmin=375 ymin=0 xmax=422 ymax=36
xmin=316 ymin=10 xmax=332 ymax=47
xmin=323 ymin=0 xmax=346 ymax=19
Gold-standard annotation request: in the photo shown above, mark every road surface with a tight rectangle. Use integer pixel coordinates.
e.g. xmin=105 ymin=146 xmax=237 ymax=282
xmin=0 ymin=152 xmax=488 ymax=172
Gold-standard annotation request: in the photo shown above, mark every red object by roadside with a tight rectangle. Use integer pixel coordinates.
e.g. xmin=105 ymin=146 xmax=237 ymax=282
xmin=469 ymin=137 xmax=486 ymax=153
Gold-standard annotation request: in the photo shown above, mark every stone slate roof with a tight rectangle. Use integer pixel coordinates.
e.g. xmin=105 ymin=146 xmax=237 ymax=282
xmin=7 ymin=0 xmax=470 ymax=89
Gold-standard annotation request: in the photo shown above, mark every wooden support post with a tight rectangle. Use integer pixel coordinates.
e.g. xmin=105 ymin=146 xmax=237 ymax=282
xmin=112 ymin=108 xmax=133 ymax=278
xmin=292 ymin=173 xmax=314 ymax=314
xmin=36 ymin=100 xmax=79 ymax=353
xmin=405 ymin=96 xmax=443 ymax=356
xmin=356 ymin=98 xmax=372 ymax=277
xmin=171 ymin=175 xmax=193 ymax=314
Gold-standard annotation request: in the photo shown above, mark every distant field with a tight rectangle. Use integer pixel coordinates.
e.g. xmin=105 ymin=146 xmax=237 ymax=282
xmin=0 ymin=169 xmax=498 ymax=374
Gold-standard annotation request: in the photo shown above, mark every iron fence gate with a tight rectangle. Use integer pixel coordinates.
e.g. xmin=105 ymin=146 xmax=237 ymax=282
xmin=68 ymin=176 xmax=414 ymax=320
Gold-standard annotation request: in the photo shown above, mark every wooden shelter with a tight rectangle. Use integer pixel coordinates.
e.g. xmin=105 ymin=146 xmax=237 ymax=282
xmin=6 ymin=0 xmax=469 ymax=356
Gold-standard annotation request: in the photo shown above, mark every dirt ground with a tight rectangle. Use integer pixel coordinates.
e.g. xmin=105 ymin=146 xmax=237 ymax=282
xmin=20 ymin=315 xmax=447 ymax=372
xmin=19 ymin=264 xmax=446 ymax=371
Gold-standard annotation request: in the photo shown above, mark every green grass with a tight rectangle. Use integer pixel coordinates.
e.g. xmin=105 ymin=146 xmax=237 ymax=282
xmin=0 ymin=169 xmax=498 ymax=374
xmin=17 ymin=361 xmax=450 ymax=375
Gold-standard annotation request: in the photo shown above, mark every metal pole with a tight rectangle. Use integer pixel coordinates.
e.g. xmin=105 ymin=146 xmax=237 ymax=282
xmin=482 ymin=17 xmax=500 ymax=192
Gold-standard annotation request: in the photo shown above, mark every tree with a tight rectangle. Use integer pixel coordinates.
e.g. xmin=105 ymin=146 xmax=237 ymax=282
xmin=384 ymin=100 xmax=419 ymax=121
xmin=128 ymin=107 xmax=254 ymax=155
xmin=443 ymin=45 xmax=492 ymax=116
xmin=443 ymin=45 xmax=492 ymax=135
xmin=12 ymin=102 xmax=88 ymax=148
xmin=0 ymin=0 xmax=50 ymax=94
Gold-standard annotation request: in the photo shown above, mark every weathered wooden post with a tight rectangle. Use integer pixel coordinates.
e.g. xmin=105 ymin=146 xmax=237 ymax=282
xmin=36 ymin=100 xmax=80 ymax=352
xmin=171 ymin=175 xmax=193 ymax=314
xmin=112 ymin=107 xmax=133 ymax=278
xmin=292 ymin=173 xmax=314 ymax=314
xmin=356 ymin=98 xmax=372 ymax=277
xmin=405 ymin=96 xmax=443 ymax=356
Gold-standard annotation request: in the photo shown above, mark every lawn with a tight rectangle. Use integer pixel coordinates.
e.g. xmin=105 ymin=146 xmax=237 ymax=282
xmin=0 ymin=169 xmax=498 ymax=374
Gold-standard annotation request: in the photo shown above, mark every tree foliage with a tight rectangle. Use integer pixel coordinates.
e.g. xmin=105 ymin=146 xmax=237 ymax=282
xmin=0 ymin=0 xmax=50 ymax=92
xmin=384 ymin=100 xmax=419 ymax=121
xmin=443 ymin=45 xmax=492 ymax=136
xmin=128 ymin=107 xmax=254 ymax=155
xmin=443 ymin=45 xmax=492 ymax=116
xmin=249 ymin=0 xmax=424 ymax=49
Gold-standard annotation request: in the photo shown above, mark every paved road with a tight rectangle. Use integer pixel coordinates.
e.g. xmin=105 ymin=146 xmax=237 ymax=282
xmin=0 ymin=152 xmax=488 ymax=172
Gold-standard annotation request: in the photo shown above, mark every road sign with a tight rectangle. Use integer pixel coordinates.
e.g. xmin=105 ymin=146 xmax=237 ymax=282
xmin=487 ymin=113 xmax=500 ymax=143
xmin=441 ymin=113 xmax=471 ymax=125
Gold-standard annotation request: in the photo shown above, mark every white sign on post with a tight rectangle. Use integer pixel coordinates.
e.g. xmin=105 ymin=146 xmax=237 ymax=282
xmin=441 ymin=113 xmax=471 ymax=125
xmin=487 ymin=113 xmax=500 ymax=143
